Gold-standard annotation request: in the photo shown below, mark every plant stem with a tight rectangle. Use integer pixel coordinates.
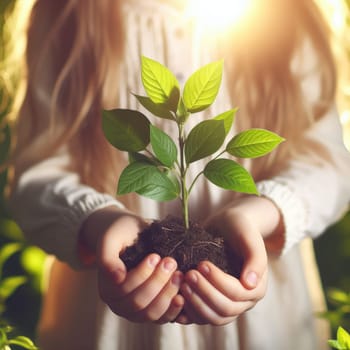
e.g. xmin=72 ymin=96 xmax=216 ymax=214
xmin=178 ymin=123 xmax=189 ymax=230
xmin=188 ymin=170 xmax=204 ymax=196
xmin=187 ymin=149 xmax=226 ymax=196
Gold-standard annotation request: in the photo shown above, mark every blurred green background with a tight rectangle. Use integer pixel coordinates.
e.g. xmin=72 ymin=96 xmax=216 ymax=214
xmin=0 ymin=0 xmax=45 ymax=343
xmin=0 ymin=0 xmax=349 ymax=344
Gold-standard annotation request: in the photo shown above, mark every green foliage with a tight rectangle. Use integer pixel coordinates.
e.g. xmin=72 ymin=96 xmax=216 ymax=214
xmin=318 ymin=287 xmax=350 ymax=335
xmin=329 ymin=327 xmax=350 ymax=350
xmin=185 ymin=119 xmax=226 ymax=163
xmin=213 ymin=109 xmax=237 ymax=135
xmin=0 ymin=241 xmax=41 ymax=350
xmin=0 ymin=3 xmax=42 ymax=347
xmin=315 ymin=212 xmax=350 ymax=334
xmin=0 ymin=244 xmax=25 ymax=314
xmin=204 ymin=159 xmax=258 ymax=195
xmin=102 ymin=109 xmax=150 ymax=152
xmin=117 ymin=162 xmax=179 ymax=201
xmin=141 ymin=56 xmax=180 ymax=112
xmin=183 ymin=60 xmax=223 ymax=113
xmin=0 ymin=326 xmax=38 ymax=350
xmin=150 ymin=125 xmax=177 ymax=168
xmin=103 ymin=57 xmax=284 ymax=228
xmin=226 ymin=128 xmax=285 ymax=158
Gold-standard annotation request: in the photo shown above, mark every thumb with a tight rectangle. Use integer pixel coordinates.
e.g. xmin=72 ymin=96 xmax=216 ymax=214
xmin=237 ymin=228 xmax=267 ymax=290
xmin=97 ymin=230 xmax=127 ymax=284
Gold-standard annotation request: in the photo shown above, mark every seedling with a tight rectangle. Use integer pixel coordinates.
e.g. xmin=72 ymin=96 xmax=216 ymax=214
xmin=102 ymin=56 xmax=284 ymax=230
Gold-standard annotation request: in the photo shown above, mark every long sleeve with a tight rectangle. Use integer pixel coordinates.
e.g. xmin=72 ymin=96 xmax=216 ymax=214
xmin=9 ymin=151 xmax=124 ymax=268
xmin=8 ymin=1 xmax=194 ymax=270
xmin=257 ymin=105 xmax=350 ymax=255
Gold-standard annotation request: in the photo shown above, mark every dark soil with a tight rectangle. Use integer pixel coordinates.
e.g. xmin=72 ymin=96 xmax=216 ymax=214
xmin=120 ymin=216 xmax=243 ymax=278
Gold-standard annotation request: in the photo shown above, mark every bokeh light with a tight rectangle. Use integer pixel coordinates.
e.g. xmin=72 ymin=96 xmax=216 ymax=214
xmin=186 ymin=0 xmax=254 ymax=33
xmin=317 ymin=0 xmax=350 ymax=150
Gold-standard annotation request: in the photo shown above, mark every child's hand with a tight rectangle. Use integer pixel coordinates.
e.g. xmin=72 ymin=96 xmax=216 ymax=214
xmin=80 ymin=207 xmax=184 ymax=323
xmin=176 ymin=196 xmax=282 ymax=325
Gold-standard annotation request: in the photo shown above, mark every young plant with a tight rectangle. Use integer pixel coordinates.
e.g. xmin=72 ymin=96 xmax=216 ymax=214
xmin=102 ymin=57 xmax=284 ymax=230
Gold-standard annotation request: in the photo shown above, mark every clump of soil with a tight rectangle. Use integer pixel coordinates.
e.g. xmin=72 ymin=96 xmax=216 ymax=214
xmin=120 ymin=216 xmax=243 ymax=278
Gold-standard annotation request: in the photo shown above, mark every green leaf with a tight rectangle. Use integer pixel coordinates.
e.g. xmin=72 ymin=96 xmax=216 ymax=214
xmin=328 ymin=340 xmax=345 ymax=349
xmin=327 ymin=288 xmax=350 ymax=306
xmin=0 ymin=219 xmax=24 ymax=242
xmin=0 ymin=276 xmax=27 ymax=301
xmin=141 ymin=56 xmax=180 ymax=112
xmin=102 ymin=109 xmax=150 ymax=152
xmin=164 ymin=169 xmax=180 ymax=195
xmin=128 ymin=152 xmax=155 ymax=165
xmin=185 ymin=119 xmax=226 ymax=164
xmin=176 ymin=97 xmax=189 ymax=123
xmin=338 ymin=327 xmax=350 ymax=348
xmin=20 ymin=246 xmax=46 ymax=277
xmin=183 ymin=60 xmax=223 ymax=113
xmin=118 ymin=162 xmax=155 ymax=194
xmin=136 ymin=180 xmax=178 ymax=201
xmin=0 ymin=243 xmax=23 ymax=278
xmin=226 ymin=128 xmax=285 ymax=158
xmin=117 ymin=162 xmax=179 ymax=201
xmin=134 ymin=95 xmax=174 ymax=120
xmin=8 ymin=336 xmax=38 ymax=349
xmin=213 ymin=108 xmax=238 ymax=135
xmin=0 ymin=327 xmax=7 ymax=347
xmin=150 ymin=125 xmax=177 ymax=167
xmin=204 ymin=158 xmax=258 ymax=195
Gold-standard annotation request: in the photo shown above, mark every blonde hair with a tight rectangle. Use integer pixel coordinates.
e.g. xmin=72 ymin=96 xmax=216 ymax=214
xmin=225 ymin=0 xmax=336 ymax=179
xmin=12 ymin=0 xmax=336 ymax=193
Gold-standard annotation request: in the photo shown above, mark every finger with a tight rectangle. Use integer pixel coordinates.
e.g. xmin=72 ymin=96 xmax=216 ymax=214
xmin=181 ymin=282 xmax=246 ymax=326
xmin=154 ymin=273 xmax=185 ymax=323
xmin=213 ymin=210 xmax=268 ymax=290
xmin=182 ymin=299 xmax=208 ymax=325
xmin=99 ymin=253 xmax=161 ymax=304
xmin=197 ymin=261 xmax=247 ymax=301
xmin=118 ymin=254 xmax=162 ymax=296
xmin=120 ymin=257 xmax=177 ymax=314
xmin=236 ymin=229 xmax=267 ymax=290
xmin=97 ymin=230 xmax=128 ymax=283
xmin=197 ymin=261 xmax=266 ymax=302
xmin=157 ymin=294 xmax=185 ymax=324
xmin=175 ymin=314 xmax=191 ymax=325
xmin=96 ymin=214 xmax=147 ymax=277
xmin=185 ymin=269 xmax=255 ymax=318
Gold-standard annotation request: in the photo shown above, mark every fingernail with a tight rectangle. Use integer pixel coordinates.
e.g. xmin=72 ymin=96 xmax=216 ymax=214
xmin=199 ymin=264 xmax=210 ymax=276
xmin=162 ymin=259 xmax=176 ymax=272
xmin=187 ymin=271 xmax=197 ymax=284
xmin=171 ymin=273 xmax=182 ymax=287
xmin=246 ymin=271 xmax=258 ymax=288
xmin=148 ymin=255 xmax=161 ymax=267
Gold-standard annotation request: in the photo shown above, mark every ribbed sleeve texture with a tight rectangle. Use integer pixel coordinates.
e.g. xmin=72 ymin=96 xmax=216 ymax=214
xmin=257 ymin=180 xmax=308 ymax=255
xmin=10 ymin=157 xmax=124 ymax=269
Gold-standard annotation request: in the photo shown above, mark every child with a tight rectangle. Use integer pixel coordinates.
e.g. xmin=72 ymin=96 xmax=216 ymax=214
xmin=9 ymin=0 xmax=350 ymax=349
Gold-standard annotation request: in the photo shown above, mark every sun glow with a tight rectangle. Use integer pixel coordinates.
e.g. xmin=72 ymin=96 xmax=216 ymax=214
xmin=317 ymin=0 xmax=347 ymax=32
xmin=186 ymin=0 xmax=254 ymax=33
xmin=317 ymin=0 xmax=350 ymax=150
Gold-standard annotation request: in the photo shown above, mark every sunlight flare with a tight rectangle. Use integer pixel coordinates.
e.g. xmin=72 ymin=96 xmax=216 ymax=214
xmin=186 ymin=0 xmax=254 ymax=33
xmin=317 ymin=0 xmax=348 ymax=32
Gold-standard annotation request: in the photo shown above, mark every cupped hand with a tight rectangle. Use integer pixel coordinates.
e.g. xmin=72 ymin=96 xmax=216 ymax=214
xmin=80 ymin=206 xmax=185 ymax=323
xmin=176 ymin=197 xmax=278 ymax=325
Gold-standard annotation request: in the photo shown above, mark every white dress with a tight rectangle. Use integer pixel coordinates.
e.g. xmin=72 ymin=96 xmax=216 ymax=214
xmin=10 ymin=1 xmax=350 ymax=349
